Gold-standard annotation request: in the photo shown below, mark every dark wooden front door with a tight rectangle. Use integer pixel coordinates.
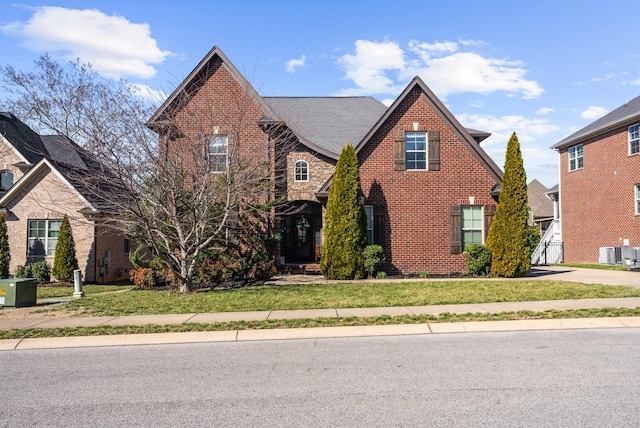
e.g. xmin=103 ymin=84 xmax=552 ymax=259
xmin=281 ymin=203 xmax=322 ymax=263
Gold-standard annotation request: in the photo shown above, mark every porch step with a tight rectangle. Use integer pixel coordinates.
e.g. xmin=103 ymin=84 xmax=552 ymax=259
xmin=278 ymin=263 xmax=321 ymax=275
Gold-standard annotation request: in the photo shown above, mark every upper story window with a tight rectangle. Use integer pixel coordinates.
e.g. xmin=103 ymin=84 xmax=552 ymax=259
xmin=294 ymin=160 xmax=309 ymax=182
xmin=629 ymin=124 xmax=639 ymax=155
xmin=635 ymin=185 xmax=640 ymax=215
xmin=461 ymin=205 xmax=483 ymax=248
xmin=27 ymin=219 xmax=61 ymax=258
xmin=405 ymin=132 xmax=427 ymax=170
xmin=0 ymin=170 xmax=14 ymax=191
xmin=568 ymin=144 xmax=583 ymax=171
xmin=207 ymin=135 xmax=228 ymax=172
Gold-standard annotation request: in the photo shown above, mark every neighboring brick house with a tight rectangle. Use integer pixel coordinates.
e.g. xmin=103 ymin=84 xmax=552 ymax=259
xmin=147 ymin=46 xmax=503 ymax=275
xmin=0 ymin=112 xmax=133 ymax=282
xmin=551 ymin=94 xmax=640 ymax=264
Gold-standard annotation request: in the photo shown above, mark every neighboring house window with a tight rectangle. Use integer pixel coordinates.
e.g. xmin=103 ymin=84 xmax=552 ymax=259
xmin=0 ymin=170 xmax=13 ymax=191
xmin=364 ymin=206 xmax=373 ymax=244
xmin=294 ymin=160 xmax=309 ymax=182
xmin=629 ymin=124 xmax=639 ymax=155
xmin=461 ymin=206 xmax=483 ymax=248
xmin=636 ymin=185 xmax=640 ymax=215
xmin=27 ymin=219 xmax=62 ymax=258
xmin=207 ymin=135 xmax=228 ymax=172
xmin=568 ymin=144 xmax=583 ymax=171
xmin=405 ymin=132 xmax=427 ymax=170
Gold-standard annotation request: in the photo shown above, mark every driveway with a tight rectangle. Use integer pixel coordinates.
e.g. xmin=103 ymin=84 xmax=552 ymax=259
xmin=526 ymin=266 xmax=640 ymax=287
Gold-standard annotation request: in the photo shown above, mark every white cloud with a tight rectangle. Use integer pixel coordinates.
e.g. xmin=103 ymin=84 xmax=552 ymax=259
xmin=631 ymin=78 xmax=640 ymax=86
xmin=1 ymin=6 xmax=172 ymax=79
xmin=337 ymin=39 xmax=543 ymax=99
xmin=581 ymin=106 xmax=609 ymax=120
xmin=286 ymin=55 xmax=307 ymax=73
xmin=536 ymin=107 xmax=555 ymax=115
xmin=337 ymin=39 xmax=407 ymax=95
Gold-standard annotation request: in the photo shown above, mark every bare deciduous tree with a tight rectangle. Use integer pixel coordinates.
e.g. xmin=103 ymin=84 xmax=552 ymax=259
xmin=1 ymin=55 xmax=292 ymax=292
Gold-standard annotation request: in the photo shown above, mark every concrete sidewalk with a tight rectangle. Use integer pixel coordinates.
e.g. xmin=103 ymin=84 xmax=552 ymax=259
xmin=1 ymin=265 xmax=639 ymax=350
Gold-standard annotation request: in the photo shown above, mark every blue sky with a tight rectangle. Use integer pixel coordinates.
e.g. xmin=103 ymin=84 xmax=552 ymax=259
xmin=2 ymin=0 xmax=639 ymax=188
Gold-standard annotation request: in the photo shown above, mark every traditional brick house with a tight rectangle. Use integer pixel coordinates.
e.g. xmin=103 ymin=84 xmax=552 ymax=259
xmin=552 ymin=94 xmax=640 ymax=265
xmin=0 ymin=112 xmax=133 ymax=282
xmin=147 ymin=46 xmax=503 ymax=275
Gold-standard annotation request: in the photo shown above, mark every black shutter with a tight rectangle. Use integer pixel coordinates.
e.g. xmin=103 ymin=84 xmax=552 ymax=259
xmin=373 ymin=214 xmax=385 ymax=246
xmin=393 ymin=130 xmax=405 ymax=171
xmin=428 ymin=130 xmax=440 ymax=171
xmin=450 ymin=205 xmax=462 ymax=254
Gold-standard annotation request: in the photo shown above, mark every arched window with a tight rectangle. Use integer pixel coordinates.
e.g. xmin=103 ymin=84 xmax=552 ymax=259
xmin=0 ymin=170 xmax=14 ymax=191
xmin=294 ymin=160 xmax=309 ymax=182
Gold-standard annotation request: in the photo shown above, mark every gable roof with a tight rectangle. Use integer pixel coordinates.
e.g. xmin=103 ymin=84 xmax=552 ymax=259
xmin=146 ymin=45 xmax=278 ymax=132
xmin=355 ymin=76 xmax=503 ymax=182
xmin=0 ymin=112 xmax=49 ymax=164
xmin=552 ymin=93 xmax=640 ymax=149
xmin=0 ymin=113 xmax=122 ymax=213
xmin=263 ymin=96 xmax=387 ymax=159
xmin=527 ymin=179 xmax=554 ymax=219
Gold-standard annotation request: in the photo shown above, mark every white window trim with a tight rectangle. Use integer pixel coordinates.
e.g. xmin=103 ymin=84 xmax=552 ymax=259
xmin=635 ymin=184 xmax=640 ymax=215
xmin=207 ymin=135 xmax=228 ymax=173
xmin=568 ymin=144 xmax=583 ymax=171
xmin=629 ymin=124 xmax=639 ymax=156
xmin=405 ymin=131 xmax=428 ymax=171
xmin=461 ymin=205 xmax=484 ymax=248
xmin=27 ymin=219 xmax=62 ymax=258
xmin=294 ymin=160 xmax=309 ymax=182
xmin=0 ymin=169 xmax=14 ymax=191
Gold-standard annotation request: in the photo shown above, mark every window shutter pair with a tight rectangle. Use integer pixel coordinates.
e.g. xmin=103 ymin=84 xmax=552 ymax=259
xmin=449 ymin=204 xmax=496 ymax=254
xmin=393 ymin=129 xmax=440 ymax=171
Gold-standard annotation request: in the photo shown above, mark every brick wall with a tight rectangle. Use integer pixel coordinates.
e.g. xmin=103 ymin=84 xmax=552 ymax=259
xmin=559 ymin=124 xmax=640 ymax=263
xmin=359 ymin=88 xmax=500 ymax=275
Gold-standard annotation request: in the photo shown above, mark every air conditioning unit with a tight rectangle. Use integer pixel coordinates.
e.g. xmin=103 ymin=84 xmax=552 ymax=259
xmin=599 ymin=247 xmax=615 ymax=264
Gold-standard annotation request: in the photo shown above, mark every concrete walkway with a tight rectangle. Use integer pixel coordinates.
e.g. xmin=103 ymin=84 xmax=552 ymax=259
xmin=1 ymin=266 xmax=639 ymax=350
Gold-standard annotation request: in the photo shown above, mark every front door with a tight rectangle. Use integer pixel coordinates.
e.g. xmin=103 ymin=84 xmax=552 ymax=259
xmin=292 ymin=214 xmax=313 ymax=262
xmin=281 ymin=202 xmax=322 ymax=263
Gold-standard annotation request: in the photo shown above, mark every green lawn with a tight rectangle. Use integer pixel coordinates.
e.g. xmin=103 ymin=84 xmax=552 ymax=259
xmin=34 ymin=279 xmax=640 ymax=317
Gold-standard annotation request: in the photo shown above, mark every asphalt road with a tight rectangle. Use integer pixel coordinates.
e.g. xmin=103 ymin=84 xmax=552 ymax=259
xmin=3 ymin=329 xmax=640 ymax=427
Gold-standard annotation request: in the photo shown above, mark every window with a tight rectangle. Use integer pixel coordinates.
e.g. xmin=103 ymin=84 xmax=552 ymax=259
xmin=0 ymin=170 xmax=13 ymax=191
xmin=629 ymin=124 xmax=639 ymax=155
xmin=207 ymin=135 xmax=228 ymax=172
xmin=405 ymin=132 xmax=427 ymax=170
xmin=364 ymin=206 xmax=373 ymax=244
xmin=294 ymin=160 xmax=309 ymax=182
xmin=27 ymin=219 xmax=62 ymax=258
xmin=461 ymin=206 xmax=483 ymax=248
xmin=568 ymin=144 xmax=583 ymax=171
xmin=636 ymin=185 xmax=640 ymax=215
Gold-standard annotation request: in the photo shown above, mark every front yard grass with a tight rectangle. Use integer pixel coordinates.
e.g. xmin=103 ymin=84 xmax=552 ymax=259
xmin=35 ymin=279 xmax=640 ymax=317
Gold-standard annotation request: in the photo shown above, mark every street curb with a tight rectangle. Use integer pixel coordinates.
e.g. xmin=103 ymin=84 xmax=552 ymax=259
xmin=2 ymin=316 xmax=640 ymax=351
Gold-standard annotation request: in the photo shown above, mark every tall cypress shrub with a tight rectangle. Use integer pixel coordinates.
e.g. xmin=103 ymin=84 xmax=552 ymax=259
xmin=320 ymin=143 xmax=368 ymax=279
xmin=52 ymin=215 xmax=79 ymax=282
xmin=486 ymin=132 xmax=531 ymax=277
xmin=0 ymin=215 xmax=10 ymax=278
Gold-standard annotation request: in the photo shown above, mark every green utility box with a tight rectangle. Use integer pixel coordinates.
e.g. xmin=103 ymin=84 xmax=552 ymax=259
xmin=0 ymin=278 xmax=38 ymax=308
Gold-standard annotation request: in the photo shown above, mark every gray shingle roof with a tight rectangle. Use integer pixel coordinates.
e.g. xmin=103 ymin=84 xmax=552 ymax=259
xmin=527 ymin=179 xmax=554 ymax=219
xmin=264 ymin=97 xmax=388 ymax=157
xmin=0 ymin=112 xmax=49 ymax=164
xmin=553 ymin=93 xmax=640 ymax=149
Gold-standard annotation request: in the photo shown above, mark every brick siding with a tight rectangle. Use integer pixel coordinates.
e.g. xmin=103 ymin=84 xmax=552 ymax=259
xmin=559 ymin=124 xmax=640 ymax=263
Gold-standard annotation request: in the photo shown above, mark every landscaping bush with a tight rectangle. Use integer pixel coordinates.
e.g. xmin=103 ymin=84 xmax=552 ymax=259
xmin=0 ymin=215 xmax=9 ymax=278
xmin=15 ymin=261 xmax=51 ymax=284
xmin=363 ymin=245 xmax=385 ymax=278
xmin=464 ymin=243 xmax=492 ymax=276
xmin=52 ymin=216 xmax=79 ymax=282
xmin=320 ymin=143 xmax=368 ymax=279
